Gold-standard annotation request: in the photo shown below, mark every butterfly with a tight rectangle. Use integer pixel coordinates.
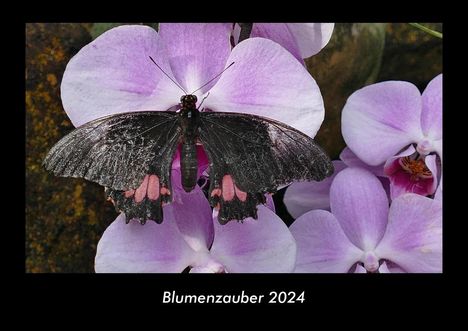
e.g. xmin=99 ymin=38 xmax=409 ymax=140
xmin=43 ymin=58 xmax=334 ymax=224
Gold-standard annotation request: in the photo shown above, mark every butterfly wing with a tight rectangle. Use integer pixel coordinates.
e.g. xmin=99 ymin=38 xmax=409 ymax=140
xmin=199 ymin=112 xmax=333 ymax=224
xmin=43 ymin=111 xmax=181 ymax=223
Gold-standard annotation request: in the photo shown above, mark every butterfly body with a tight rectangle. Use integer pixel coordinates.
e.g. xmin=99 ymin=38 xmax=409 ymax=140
xmin=178 ymin=95 xmax=201 ymax=192
xmin=44 ymin=94 xmax=333 ymax=224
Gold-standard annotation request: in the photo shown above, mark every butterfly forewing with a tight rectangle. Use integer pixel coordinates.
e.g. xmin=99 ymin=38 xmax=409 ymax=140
xmin=43 ymin=111 xmax=181 ymax=223
xmin=198 ymin=112 xmax=333 ymax=223
xmin=43 ymin=111 xmax=180 ymax=191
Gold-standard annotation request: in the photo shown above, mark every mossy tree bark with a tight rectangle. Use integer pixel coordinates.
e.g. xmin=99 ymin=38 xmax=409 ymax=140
xmin=26 ymin=23 xmax=116 ymax=272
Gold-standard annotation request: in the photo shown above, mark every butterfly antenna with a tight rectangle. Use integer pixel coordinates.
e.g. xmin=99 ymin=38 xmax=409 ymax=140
xmin=197 ymin=92 xmax=210 ymax=110
xmin=148 ymin=56 xmax=188 ymax=94
xmin=190 ymin=62 xmax=235 ymax=95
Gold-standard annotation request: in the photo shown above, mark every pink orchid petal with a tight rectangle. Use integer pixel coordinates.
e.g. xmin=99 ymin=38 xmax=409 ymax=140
xmin=424 ymin=154 xmax=439 ymax=195
xmin=165 ymin=185 xmax=214 ymax=252
xmin=354 ymin=264 xmax=367 ymax=273
xmin=421 ymin=74 xmax=442 ymax=140
xmin=384 ymin=146 xmax=437 ymax=199
xmin=434 ymin=176 xmax=442 ymax=201
xmin=95 ymin=213 xmax=195 ymax=273
xmin=394 ymin=174 xmax=435 ymax=198
xmin=342 ymin=81 xmax=425 ymax=165
xmin=290 ymin=210 xmax=363 ymax=273
xmin=286 ymin=23 xmax=334 ymax=58
xmin=339 ymin=148 xmax=391 ymax=201
xmin=388 ymin=267 xmax=406 ymax=273
xmin=189 ymin=267 xmax=210 ymax=273
xmin=283 ymin=161 xmax=346 ymax=218
xmin=210 ymin=206 xmax=296 ymax=273
xmin=378 ymin=261 xmax=391 ymax=273
xmin=62 ymin=25 xmax=182 ymax=127
xmin=386 ymin=172 xmax=408 ymax=199
xmin=231 ymin=23 xmax=241 ymax=44
xmin=189 ymin=264 xmax=226 ymax=273
xmin=383 ymin=145 xmax=416 ymax=177
xmin=265 ymin=194 xmax=276 ymax=213
xmin=206 ymin=38 xmax=324 ymax=138
xmin=340 ymin=147 xmax=384 ymax=177
xmin=159 ymin=23 xmax=232 ymax=94
xmin=330 ymin=167 xmax=389 ymax=252
xmin=379 ymin=177 xmax=392 ymax=202
xmin=375 ymin=194 xmax=442 ymax=273
xmin=387 ymin=170 xmax=431 ymax=199
xmin=251 ymin=23 xmax=334 ymax=62
xmin=189 ymin=251 xmax=227 ymax=273
xmin=384 ymin=145 xmax=421 ymax=199
xmin=356 ymin=260 xmax=406 ymax=273
xmin=433 ymin=139 xmax=442 ymax=160
xmin=385 ymin=261 xmax=406 ymax=273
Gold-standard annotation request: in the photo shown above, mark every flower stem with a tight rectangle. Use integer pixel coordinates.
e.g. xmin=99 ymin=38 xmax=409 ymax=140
xmin=409 ymin=23 xmax=443 ymax=39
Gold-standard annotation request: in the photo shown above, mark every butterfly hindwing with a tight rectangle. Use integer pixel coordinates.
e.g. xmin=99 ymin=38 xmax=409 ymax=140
xmin=43 ymin=111 xmax=181 ymax=223
xmin=199 ymin=112 xmax=333 ymax=223
xmin=105 ymin=173 xmax=173 ymax=224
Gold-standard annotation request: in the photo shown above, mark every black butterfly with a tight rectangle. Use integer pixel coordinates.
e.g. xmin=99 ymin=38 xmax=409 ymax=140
xmin=44 ymin=59 xmax=333 ymax=225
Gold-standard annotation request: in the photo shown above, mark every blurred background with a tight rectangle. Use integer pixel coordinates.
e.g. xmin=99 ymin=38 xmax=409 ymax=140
xmin=25 ymin=23 xmax=442 ymax=272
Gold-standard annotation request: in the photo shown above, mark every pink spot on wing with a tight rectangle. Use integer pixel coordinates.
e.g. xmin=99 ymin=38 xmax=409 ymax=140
xmin=124 ymin=189 xmax=135 ymax=198
xmin=222 ymin=175 xmax=235 ymax=201
xmin=211 ymin=188 xmax=222 ymax=197
xmin=147 ymin=175 xmax=160 ymax=201
xmin=161 ymin=186 xmax=171 ymax=196
xmin=134 ymin=175 xmax=149 ymax=203
xmin=235 ymin=185 xmax=247 ymax=202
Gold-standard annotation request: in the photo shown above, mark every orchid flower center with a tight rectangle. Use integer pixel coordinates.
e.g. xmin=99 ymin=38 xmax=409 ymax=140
xmin=416 ymin=139 xmax=433 ymax=155
xmin=363 ymin=251 xmax=380 ymax=272
xmin=399 ymin=156 xmax=432 ymax=181
xmin=192 ymin=250 xmax=227 ymax=273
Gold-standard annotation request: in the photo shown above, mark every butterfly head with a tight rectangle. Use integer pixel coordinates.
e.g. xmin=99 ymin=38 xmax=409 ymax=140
xmin=181 ymin=94 xmax=198 ymax=109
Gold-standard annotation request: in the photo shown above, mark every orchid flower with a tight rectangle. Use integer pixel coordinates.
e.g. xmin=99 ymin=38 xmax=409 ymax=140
xmin=61 ymin=22 xmax=325 ymax=214
xmin=232 ymin=23 xmax=334 ymax=64
xmin=61 ymin=23 xmax=325 ymax=195
xmin=95 ymin=182 xmax=295 ymax=273
xmin=290 ymin=167 xmax=442 ymax=273
xmin=60 ymin=23 xmax=329 ymax=272
xmin=284 ymin=147 xmax=389 ymax=218
xmin=341 ymin=74 xmax=442 ymax=199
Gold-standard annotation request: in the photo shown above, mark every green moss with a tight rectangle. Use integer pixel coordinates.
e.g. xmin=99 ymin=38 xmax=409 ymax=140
xmin=26 ymin=23 xmax=115 ymax=273
xmin=90 ymin=23 xmax=158 ymax=39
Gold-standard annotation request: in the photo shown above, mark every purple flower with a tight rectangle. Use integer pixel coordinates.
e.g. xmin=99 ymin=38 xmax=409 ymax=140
xmin=62 ymin=23 xmax=325 ymax=137
xmin=383 ymin=145 xmax=439 ymax=198
xmin=341 ymin=75 xmax=442 ymax=199
xmin=289 ymin=167 xmax=442 ymax=273
xmin=283 ymin=147 xmax=389 ymax=218
xmin=232 ymin=23 xmax=334 ymax=64
xmin=62 ymin=23 xmax=326 ymax=205
xmin=95 ymin=184 xmax=295 ymax=273
xmin=283 ymin=160 xmax=347 ymax=217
